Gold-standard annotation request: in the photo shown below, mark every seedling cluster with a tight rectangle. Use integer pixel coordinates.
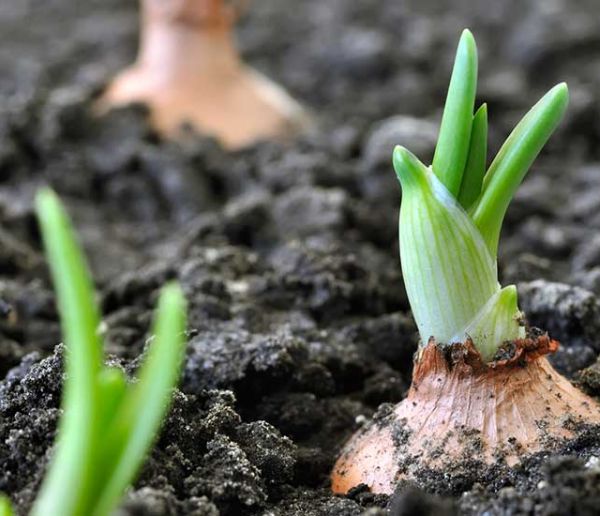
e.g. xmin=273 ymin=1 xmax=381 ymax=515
xmin=395 ymin=30 xmax=568 ymax=361
xmin=1 ymin=191 xmax=186 ymax=515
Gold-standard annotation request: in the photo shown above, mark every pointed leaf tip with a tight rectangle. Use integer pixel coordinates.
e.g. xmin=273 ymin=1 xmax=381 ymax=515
xmin=541 ymin=83 xmax=569 ymax=116
xmin=472 ymin=81 xmax=569 ymax=256
xmin=552 ymin=82 xmax=569 ymax=107
xmin=460 ymin=28 xmax=475 ymax=47
xmin=498 ymin=284 xmax=518 ymax=306
xmin=455 ymin=284 xmax=525 ymax=362
xmin=432 ymin=29 xmax=478 ymax=197
xmin=35 ymin=187 xmax=59 ymax=218
xmin=393 ymin=146 xmax=428 ymax=190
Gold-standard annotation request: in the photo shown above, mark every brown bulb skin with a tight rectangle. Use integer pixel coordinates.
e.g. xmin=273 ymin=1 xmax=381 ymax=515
xmin=98 ymin=0 xmax=310 ymax=149
xmin=331 ymin=336 xmax=600 ymax=495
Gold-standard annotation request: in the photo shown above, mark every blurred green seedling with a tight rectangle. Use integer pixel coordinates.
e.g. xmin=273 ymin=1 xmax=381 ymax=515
xmin=1 ymin=189 xmax=186 ymax=516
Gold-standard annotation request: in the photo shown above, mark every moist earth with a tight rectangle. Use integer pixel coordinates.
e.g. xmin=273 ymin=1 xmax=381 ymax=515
xmin=2 ymin=0 xmax=600 ymax=515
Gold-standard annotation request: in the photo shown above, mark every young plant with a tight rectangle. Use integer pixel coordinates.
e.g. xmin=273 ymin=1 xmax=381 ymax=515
xmin=0 ymin=189 xmax=187 ymax=515
xmin=331 ymin=30 xmax=600 ymax=495
xmin=98 ymin=0 xmax=311 ymax=149
xmin=398 ymin=29 xmax=569 ymax=361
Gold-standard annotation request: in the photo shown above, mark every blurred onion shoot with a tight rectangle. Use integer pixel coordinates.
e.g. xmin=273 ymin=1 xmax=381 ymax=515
xmin=0 ymin=189 xmax=188 ymax=516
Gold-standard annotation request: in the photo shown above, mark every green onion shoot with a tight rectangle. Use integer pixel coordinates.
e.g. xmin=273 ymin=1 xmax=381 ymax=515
xmin=395 ymin=29 xmax=568 ymax=361
xmin=0 ymin=189 xmax=187 ymax=516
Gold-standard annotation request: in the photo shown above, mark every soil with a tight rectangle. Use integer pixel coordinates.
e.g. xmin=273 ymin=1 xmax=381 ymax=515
xmin=2 ymin=0 xmax=600 ymax=515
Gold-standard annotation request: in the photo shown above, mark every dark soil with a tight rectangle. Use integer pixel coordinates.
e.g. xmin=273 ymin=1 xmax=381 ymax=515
xmin=2 ymin=0 xmax=600 ymax=514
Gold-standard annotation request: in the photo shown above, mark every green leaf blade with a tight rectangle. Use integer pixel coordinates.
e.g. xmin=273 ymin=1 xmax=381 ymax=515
xmin=395 ymin=146 xmax=500 ymax=346
xmin=93 ymin=284 xmax=187 ymax=516
xmin=453 ymin=285 xmax=525 ymax=362
xmin=432 ymin=29 xmax=478 ymax=198
xmin=32 ymin=189 xmax=103 ymax=516
xmin=471 ymin=83 xmax=569 ymax=255
xmin=97 ymin=367 xmax=128 ymax=430
xmin=457 ymin=103 xmax=488 ymax=210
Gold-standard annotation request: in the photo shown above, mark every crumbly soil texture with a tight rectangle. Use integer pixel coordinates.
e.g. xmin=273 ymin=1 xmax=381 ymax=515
xmin=2 ymin=1 xmax=600 ymax=515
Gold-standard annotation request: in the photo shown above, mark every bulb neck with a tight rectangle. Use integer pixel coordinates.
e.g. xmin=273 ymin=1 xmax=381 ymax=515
xmin=137 ymin=0 xmax=242 ymax=87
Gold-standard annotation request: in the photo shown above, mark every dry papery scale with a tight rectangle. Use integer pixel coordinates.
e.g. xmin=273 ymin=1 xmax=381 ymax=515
xmin=331 ymin=30 xmax=600 ymax=495
xmin=332 ymin=336 xmax=600 ymax=494
xmin=99 ymin=0 xmax=310 ymax=148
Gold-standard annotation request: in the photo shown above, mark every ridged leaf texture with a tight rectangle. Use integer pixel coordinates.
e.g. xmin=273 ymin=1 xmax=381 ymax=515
xmin=395 ymin=147 xmax=524 ymax=353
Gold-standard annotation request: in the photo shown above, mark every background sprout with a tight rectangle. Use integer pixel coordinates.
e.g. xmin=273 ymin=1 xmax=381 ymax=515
xmin=330 ymin=29 xmax=600 ymax=496
xmin=0 ymin=190 xmax=187 ymax=516
xmin=395 ymin=29 xmax=568 ymax=361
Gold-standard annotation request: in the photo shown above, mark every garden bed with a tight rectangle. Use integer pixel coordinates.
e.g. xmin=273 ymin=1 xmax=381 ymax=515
xmin=2 ymin=0 xmax=600 ymax=514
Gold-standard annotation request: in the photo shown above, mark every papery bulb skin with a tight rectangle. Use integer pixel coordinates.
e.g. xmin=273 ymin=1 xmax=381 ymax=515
xmin=331 ymin=337 xmax=600 ymax=494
